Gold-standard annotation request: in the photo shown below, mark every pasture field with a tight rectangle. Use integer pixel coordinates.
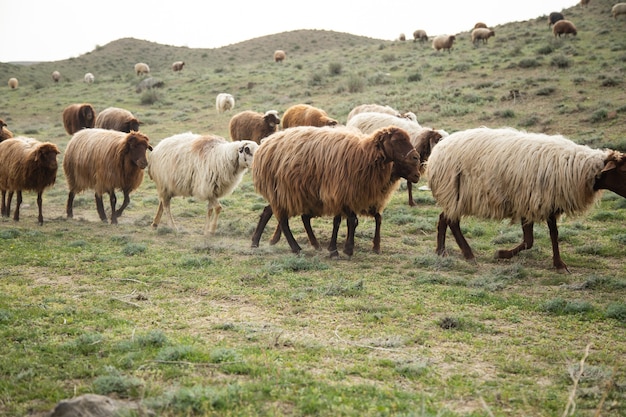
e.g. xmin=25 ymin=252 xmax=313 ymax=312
xmin=1 ymin=0 xmax=625 ymax=415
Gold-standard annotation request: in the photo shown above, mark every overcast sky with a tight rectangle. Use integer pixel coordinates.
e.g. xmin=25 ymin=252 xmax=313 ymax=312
xmin=1 ymin=0 xmax=577 ymax=62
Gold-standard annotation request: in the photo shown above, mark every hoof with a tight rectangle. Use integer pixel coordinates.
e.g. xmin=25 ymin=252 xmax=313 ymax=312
xmin=494 ymin=249 xmax=513 ymax=259
xmin=329 ymin=250 xmax=340 ymax=259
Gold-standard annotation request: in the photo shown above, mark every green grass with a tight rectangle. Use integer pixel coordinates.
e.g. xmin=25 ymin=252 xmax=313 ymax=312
xmin=0 ymin=0 xmax=625 ymax=415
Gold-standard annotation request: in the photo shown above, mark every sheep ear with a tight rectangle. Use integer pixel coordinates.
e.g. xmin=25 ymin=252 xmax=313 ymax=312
xmin=148 ymin=145 xmax=153 ymax=151
xmin=601 ymin=160 xmax=617 ymax=173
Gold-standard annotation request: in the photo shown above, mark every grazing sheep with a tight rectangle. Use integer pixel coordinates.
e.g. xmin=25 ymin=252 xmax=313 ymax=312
xmin=612 ymin=3 xmax=626 ymax=19
xmin=413 ymin=30 xmax=428 ymax=42
xmin=172 ymin=61 xmax=185 ymax=72
xmin=0 ymin=137 xmax=59 ymax=224
xmin=134 ymin=62 xmax=150 ymax=76
xmin=474 ymin=22 xmax=488 ymax=29
xmin=281 ymin=104 xmax=338 ymax=129
xmin=346 ymin=104 xmax=417 ymax=123
xmin=427 ymin=127 xmax=626 ymax=273
xmin=0 ymin=119 xmax=14 ymax=142
xmin=51 ymin=71 xmax=61 ymax=83
xmin=62 ymin=103 xmax=96 ymax=135
xmin=135 ymin=77 xmax=164 ymax=93
xmin=251 ymin=126 xmax=421 ymax=256
xmin=548 ymin=12 xmax=565 ymax=26
xmin=471 ymin=28 xmax=495 ymax=45
xmin=398 ymin=33 xmax=406 ymax=41
xmin=148 ymin=132 xmax=258 ymax=235
xmin=580 ymin=0 xmax=590 ymax=7
xmin=432 ymin=35 xmax=456 ymax=52
xmin=347 ymin=112 xmax=446 ymax=206
xmin=216 ymin=93 xmax=235 ymax=114
xmin=229 ymin=110 xmax=281 ymax=144
xmin=63 ymin=128 xmax=152 ymax=224
xmin=274 ymin=50 xmax=286 ymax=62
xmin=8 ymin=78 xmax=18 ymax=89
xmin=553 ymin=20 xmax=577 ymax=37
xmin=84 ymin=73 xmax=95 ymax=84
xmin=95 ymin=107 xmax=140 ymax=133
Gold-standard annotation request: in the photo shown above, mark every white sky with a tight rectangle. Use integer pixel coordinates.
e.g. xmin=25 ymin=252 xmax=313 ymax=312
xmin=1 ymin=0 xmax=577 ymax=62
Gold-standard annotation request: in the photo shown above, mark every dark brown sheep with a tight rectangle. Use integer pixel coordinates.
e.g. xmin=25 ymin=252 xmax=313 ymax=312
xmin=229 ymin=110 xmax=280 ymax=144
xmin=281 ymin=104 xmax=338 ymax=129
xmin=62 ymin=103 xmax=96 ymax=135
xmin=548 ymin=12 xmax=565 ymax=26
xmin=251 ymin=126 xmax=421 ymax=257
xmin=63 ymin=128 xmax=152 ymax=224
xmin=0 ymin=137 xmax=60 ymax=224
xmin=474 ymin=22 xmax=488 ymax=29
xmin=95 ymin=107 xmax=140 ymax=133
xmin=553 ymin=20 xmax=577 ymax=37
xmin=0 ymin=119 xmax=14 ymax=142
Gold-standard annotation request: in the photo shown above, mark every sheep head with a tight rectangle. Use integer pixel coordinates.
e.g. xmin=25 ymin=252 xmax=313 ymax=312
xmin=34 ymin=143 xmax=60 ymax=170
xmin=264 ymin=111 xmax=281 ymax=128
xmin=123 ymin=131 xmax=152 ymax=169
xmin=238 ymin=140 xmax=259 ymax=168
xmin=595 ymin=151 xmax=626 ymax=198
xmin=375 ymin=127 xmax=421 ymax=182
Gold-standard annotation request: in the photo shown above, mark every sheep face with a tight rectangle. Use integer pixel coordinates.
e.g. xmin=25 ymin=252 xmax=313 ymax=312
xmin=264 ymin=112 xmax=280 ymax=128
xmin=35 ymin=144 xmax=60 ymax=171
xmin=124 ymin=132 xmax=152 ymax=169
xmin=596 ymin=152 xmax=626 ymax=198
xmin=238 ymin=141 xmax=259 ymax=168
xmin=377 ymin=128 xmax=421 ymax=182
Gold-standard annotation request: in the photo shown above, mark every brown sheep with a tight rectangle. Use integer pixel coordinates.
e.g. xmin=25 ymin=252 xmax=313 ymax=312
xmin=553 ymin=20 xmax=577 ymax=37
xmin=172 ymin=61 xmax=185 ymax=72
xmin=251 ymin=126 xmax=421 ymax=257
xmin=398 ymin=33 xmax=406 ymax=41
xmin=51 ymin=71 xmax=61 ymax=83
xmin=63 ymin=128 xmax=152 ymax=224
xmin=413 ymin=29 xmax=428 ymax=42
xmin=274 ymin=50 xmax=286 ymax=62
xmin=62 ymin=103 xmax=97 ymax=135
xmin=548 ymin=12 xmax=565 ymax=26
xmin=474 ymin=22 xmax=488 ymax=29
xmin=229 ymin=110 xmax=281 ymax=144
xmin=0 ymin=119 xmax=14 ymax=142
xmin=281 ymin=104 xmax=338 ymax=129
xmin=0 ymin=137 xmax=60 ymax=224
xmin=8 ymin=78 xmax=18 ymax=89
xmin=95 ymin=107 xmax=141 ymax=133
xmin=432 ymin=35 xmax=456 ymax=52
xmin=471 ymin=28 xmax=495 ymax=45
xmin=580 ymin=0 xmax=590 ymax=7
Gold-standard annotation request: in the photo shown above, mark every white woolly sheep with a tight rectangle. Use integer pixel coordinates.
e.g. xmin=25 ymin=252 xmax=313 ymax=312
xmin=0 ymin=137 xmax=60 ymax=224
xmin=229 ymin=110 xmax=280 ymax=144
xmin=281 ymin=104 xmax=338 ymax=129
xmin=413 ymin=30 xmax=428 ymax=42
xmin=553 ymin=20 xmax=577 ymax=37
xmin=274 ymin=50 xmax=286 ymax=62
xmin=251 ymin=126 xmax=421 ymax=257
xmin=216 ymin=93 xmax=235 ymax=114
xmin=148 ymin=132 xmax=258 ymax=235
xmin=95 ymin=107 xmax=141 ymax=133
xmin=64 ymin=129 xmax=152 ymax=224
xmin=84 ymin=73 xmax=95 ymax=84
xmin=612 ymin=3 xmax=626 ymax=19
xmin=8 ymin=78 xmax=18 ymax=89
xmin=52 ymin=71 xmax=61 ymax=83
xmin=346 ymin=104 xmax=417 ymax=123
xmin=426 ymin=127 xmax=626 ymax=273
xmin=134 ymin=62 xmax=150 ymax=76
xmin=471 ymin=28 xmax=495 ymax=45
xmin=347 ymin=111 xmax=447 ymax=206
xmin=172 ymin=61 xmax=185 ymax=72
xmin=432 ymin=35 xmax=456 ymax=52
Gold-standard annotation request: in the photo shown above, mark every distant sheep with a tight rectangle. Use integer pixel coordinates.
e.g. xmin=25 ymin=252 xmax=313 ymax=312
xmin=62 ymin=103 xmax=96 ymax=135
xmin=432 ymin=35 xmax=456 ymax=52
xmin=251 ymin=126 xmax=421 ymax=256
xmin=346 ymin=104 xmax=417 ymax=123
xmin=553 ymin=20 xmax=577 ymax=37
xmin=172 ymin=61 xmax=185 ymax=72
xmin=84 ymin=73 xmax=95 ymax=84
xmin=8 ymin=78 xmax=18 ymax=89
xmin=274 ymin=50 xmax=286 ymax=62
xmin=580 ymin=0 xmax=590 ymax=7
xmin=413 ymin=30 xmax=428 ymax=42
xmin=0 ymin=137 xmax=59 ymax=224
xmin=63 ymin=129 xmax=152 ymax=224
xmin=471 ymin=28 xmax=495 ymax=45
xmin=95 ymin=107 xmax=140 ymax=133
xmin=148 ymin=132 xmax=258 ymax=235
xmin=52 ymin=71 xmax=61 ymax=83
xmin=229 ymin=110 xmax=281 ymax=144
xmin=474 ymin=22 xmax=488 ymax=29
xmin=548 ymin=12 xmax=565 ymax=26
xmin=612 ymin=3 xmax=626 ymax=19
xmin=0 ymin=119 xmax=14 ymax=142
xmin=347 ymin=112 xmax=446 ymax=206
xmin=426 ymin=127 xmax=626 ymax=273
xmin=134 ymin=62 xmax=150 ymax=76
xmin=398 ymin=33 xmax=406 ymax=41
xmin=216 ymin=93 xmax=235 ymax=114
xmin=281 ymin=104 xmax=338 ymax=129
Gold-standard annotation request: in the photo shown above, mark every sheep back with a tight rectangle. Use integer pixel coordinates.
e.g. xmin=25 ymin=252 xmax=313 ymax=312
xmin=427 ymin=127 xmax=609 ymax=224
xmin=281 ymin=104 xmax=338 ymax=129
xmin=84 ymin=73 xmax=95 ymax=84
xmin=62 ymin=103 xmax=96 ymax=135
xmin=52 ymin=71 xmax=61 ymax=83
xmin=134 ymin=63 xmax=150 ymax=76
xmin=548 ymin=12 xmax=564 ymax=26
xmin=229 ymin=110 xmax=280 ymax=144
xmin=95 ymin=107 xmax=140 ymax=133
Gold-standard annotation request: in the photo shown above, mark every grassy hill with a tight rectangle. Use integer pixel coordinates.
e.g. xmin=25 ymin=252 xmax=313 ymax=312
xmin=1 ymin=0 xmax=625 ymax=416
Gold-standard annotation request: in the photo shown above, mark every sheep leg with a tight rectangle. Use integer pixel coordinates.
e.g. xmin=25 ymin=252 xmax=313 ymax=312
xmin=66 ymin=191 xmax=75 ymax=218
xmin=343 ymin=212 xmax=358 ymax=257
xmin=13 ymin=191 xmax=22 ymax=221
xmin=251 ymin=205 xmax=273 ymax=248
xmin=114 ymin=190 xmax=131 ymax=218
xmin=407 ymin=182 xmax=416 ymax=207
xmin=328 ymin=215 xmax=341 ymax=258
xmin=437 ymin=213 xmax=475 ymax=261
xmin=206 ymin=202 xmax=222 ymax=235
xmin=36 ymin=191 xmax=44 ymax=225
xmin=547 ymin=214 xmax=570 ymax=274
xmin=162 ymin=196 xmax=179 ymax=231
xmin=372 ymin=211 xmax=382 ymax=254
xmin=269 ymin=224 xmax=282 ymax=245
xmin=435 ymin=212 xmax=449 ymax=256
xmin=152 ymin=201 xmax=164 ymax=228
xmin=1 ymin=190 xmax=6 ymax=217
xmin=279 ymin=215 xmax=301 ymax=254
xmin=301 ymin=214 xmax=321 ymax=250
xmin=495 ymin=220 xmax=534 ymax=260
xmin=109 ymin=192 xmax=119 ymax=224
xmin=1 ymin=190 xmax=10 ymax=217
